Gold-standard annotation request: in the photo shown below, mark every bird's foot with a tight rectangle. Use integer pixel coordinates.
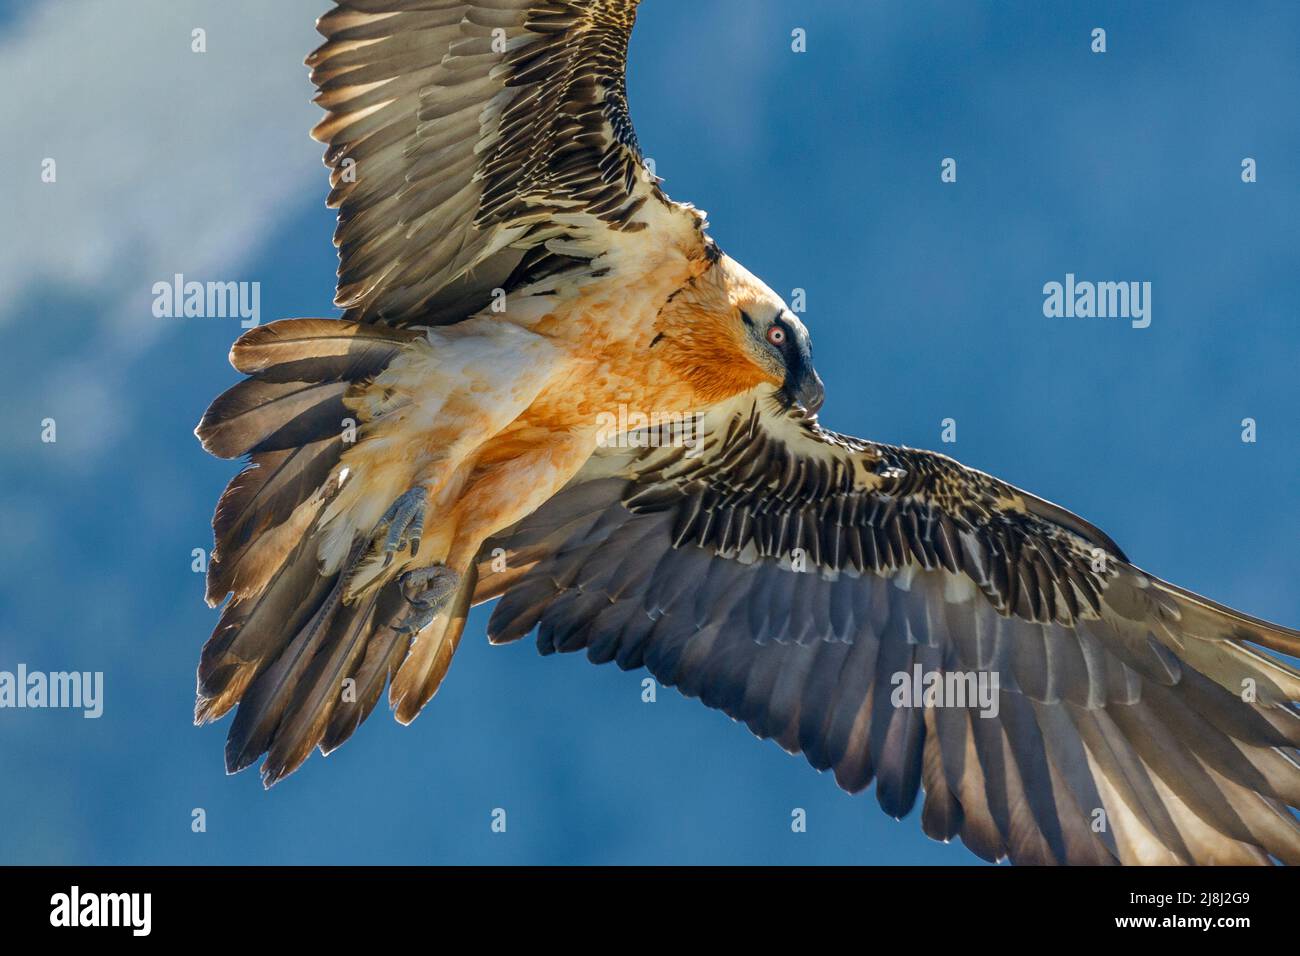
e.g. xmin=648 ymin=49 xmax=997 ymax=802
xmin=395 ymin=564 xmax=462 ymax=635
xmin=371 ymin=487 xmax=427 ymax=567
xmin=343 ymin=487 xmax=429 ymax=601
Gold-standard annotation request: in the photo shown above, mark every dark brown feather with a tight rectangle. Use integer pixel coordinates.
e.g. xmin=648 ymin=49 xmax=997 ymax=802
xmin=478 ymin=401 xmax=1300 ymax=864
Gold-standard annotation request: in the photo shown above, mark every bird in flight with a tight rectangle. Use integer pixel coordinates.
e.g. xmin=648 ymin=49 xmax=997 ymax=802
xmin=194 ymin=0 xmax=1300 ymax=865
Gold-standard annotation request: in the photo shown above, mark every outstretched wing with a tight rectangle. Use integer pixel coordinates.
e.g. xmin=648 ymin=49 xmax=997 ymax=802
xmin=309 ymin=0 xmax=691 ymax=325
xmin=478 ymin=399 xmax=1300 ymax=865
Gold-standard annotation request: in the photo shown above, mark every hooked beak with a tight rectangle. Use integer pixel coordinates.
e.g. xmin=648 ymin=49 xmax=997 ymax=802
xmin=781 ymin=368 xmax=825 ymax=418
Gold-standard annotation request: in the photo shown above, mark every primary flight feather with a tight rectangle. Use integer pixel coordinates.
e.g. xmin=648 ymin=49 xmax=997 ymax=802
xmin=194 ymin=0 xmax=1300 ymax=865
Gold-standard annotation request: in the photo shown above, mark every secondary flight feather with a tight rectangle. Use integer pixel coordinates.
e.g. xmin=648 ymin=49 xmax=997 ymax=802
xmin=193 ymin=0 xmax=1300 ymax=865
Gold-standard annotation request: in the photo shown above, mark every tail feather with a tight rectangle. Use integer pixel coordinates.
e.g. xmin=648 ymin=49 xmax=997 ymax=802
xmin=224 ymin=557 xmax=353 ymax=776
xmin=229 ymin=318 xmax=417 ymax=377
xmin=261 ymin=585 xmax=382 ymax=785
xmin=197 ymin=378 xmax=350 ymax=460
xmin=196 ymin=316 xmax=457 ymax=784
xmin=207 ymin=440 xmax=341 ymax=605
xmin=196 ymin=529 xmax=334 ymax=723
xmin=390 ymin=565 xmax=478 ymax=725
xmin=196 ymin=317 xmax=412 ymax=462
xmin=321 ymin=590 xmax=408 ymax=755
xmin=198 ymin=318 xmax=419 ymax=605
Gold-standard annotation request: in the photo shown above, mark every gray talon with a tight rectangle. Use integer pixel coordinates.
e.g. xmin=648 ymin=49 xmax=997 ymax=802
xmin=397 ymin=609 xmax=436 ymax=636
xmin=371 ymin=487 xmax=427 ymax=566
xmin=395 ymin=564 xmax=461 ymax=635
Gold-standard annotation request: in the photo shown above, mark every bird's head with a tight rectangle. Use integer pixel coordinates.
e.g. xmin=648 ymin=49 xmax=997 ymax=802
xmin=737 ymin=299 xmax=824 ymax=418
xmin=719 ymin=254 xmax=824 ymax=417
xmin=656 ymin=253 xmax=824 ymax=416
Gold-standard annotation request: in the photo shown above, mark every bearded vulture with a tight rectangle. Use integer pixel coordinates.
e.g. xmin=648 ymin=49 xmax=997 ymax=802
xmin=192 ymin=0 xmax=1300 ymax=866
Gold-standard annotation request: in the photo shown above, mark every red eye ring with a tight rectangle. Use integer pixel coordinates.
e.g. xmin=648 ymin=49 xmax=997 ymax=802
xmin=767 ymin=326 xmax=786 ymax=346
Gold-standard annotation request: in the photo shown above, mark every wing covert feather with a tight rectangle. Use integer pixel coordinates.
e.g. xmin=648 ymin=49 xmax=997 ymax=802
xmin=479 ymin=399 xmax=1300 ymax=864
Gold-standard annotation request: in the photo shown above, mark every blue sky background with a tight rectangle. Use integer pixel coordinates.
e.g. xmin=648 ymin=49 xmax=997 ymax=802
xmin=0 ymin=0 xmax=1296 ymax=865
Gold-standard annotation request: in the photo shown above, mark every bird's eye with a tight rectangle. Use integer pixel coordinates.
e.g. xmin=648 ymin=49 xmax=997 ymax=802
xmin=766 ymin=326 xmax=786 ymax=346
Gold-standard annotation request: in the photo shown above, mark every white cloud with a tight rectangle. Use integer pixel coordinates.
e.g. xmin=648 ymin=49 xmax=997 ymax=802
xmin=2 ymin=0 xmax=328 ymax=454
xmin=3 ymin=0 xmax=325 ymax=319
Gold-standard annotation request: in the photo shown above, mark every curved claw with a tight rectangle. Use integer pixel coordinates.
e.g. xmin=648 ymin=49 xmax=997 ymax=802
xmin=396 ymin=606 xmax=438 ymax=637
xmin=343 ymin=487 xmax=435 ymax=602
xmin=375 ymin=487 xmax=427 ymax=567
xmin=395 ymin=564 xmax=461 ymax=635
